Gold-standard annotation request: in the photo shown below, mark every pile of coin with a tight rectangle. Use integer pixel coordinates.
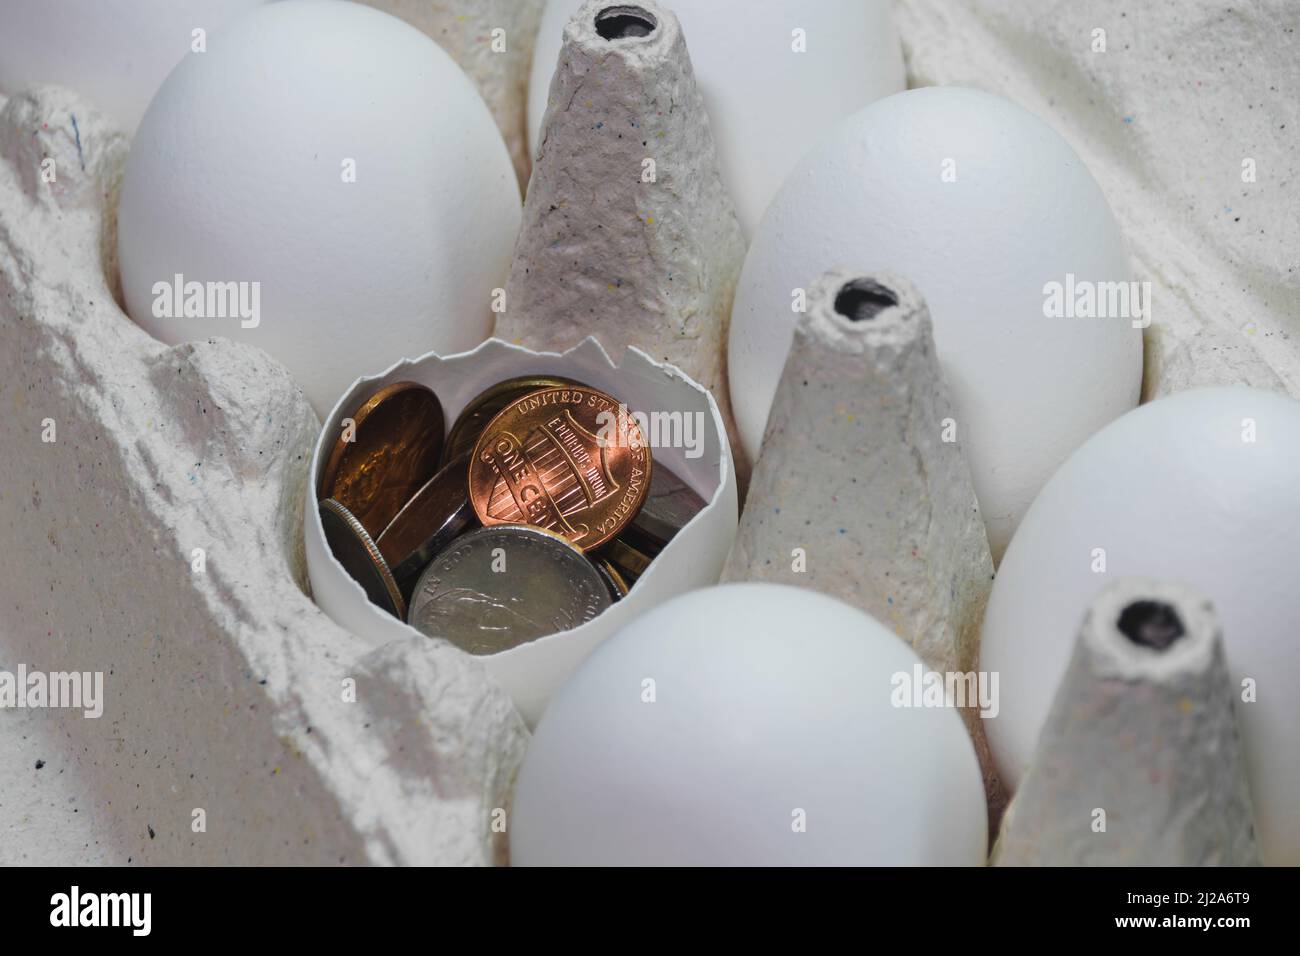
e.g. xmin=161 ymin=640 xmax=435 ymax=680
xmin=316 ymin=375 xmax=706 ymax=656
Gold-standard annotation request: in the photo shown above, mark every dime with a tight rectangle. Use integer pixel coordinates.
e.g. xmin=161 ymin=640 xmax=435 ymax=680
xmin=467 ymin=384 xmax=651 ymax=552
xmin=318 ymin=497 xmax=406 ymax=619
xmin=407 ymin=524 xmax=611 ymax=654
xmin=625 ymin=462 xmax=708 ymax=551
xmin=374 ymin=453 xmax=477 ymax=594
xmin=441 ymin=375 xmax=581 ymax=467
xmin=318 ymin=381 xmax=444 ymax=536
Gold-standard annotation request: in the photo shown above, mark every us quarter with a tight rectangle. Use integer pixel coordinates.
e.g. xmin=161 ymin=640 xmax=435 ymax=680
xmin=407 ymin=524 xmax=611 ymax=654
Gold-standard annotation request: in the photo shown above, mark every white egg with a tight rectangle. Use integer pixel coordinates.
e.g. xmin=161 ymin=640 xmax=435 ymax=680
xmin=511 ymin=583 xmax=987 ymax=865
xmin=0 ymin=0 xmax=271 ymax=134
xmin=527 ymin=0 xmax=905 ymax=237
xmin=729 ymin=87 xmax=1142 ymax=558
xmin=117 ymin=0 xmax=520 ymax=416
xmin=982 ymin=387 xmax=1300 ymax=866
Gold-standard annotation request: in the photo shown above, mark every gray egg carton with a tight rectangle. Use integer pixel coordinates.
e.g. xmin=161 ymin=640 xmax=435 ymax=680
xmin=0 ymin=86 xmax=526 ymax=865
xmin=2 ymin=0 xmax=1294 ymax=867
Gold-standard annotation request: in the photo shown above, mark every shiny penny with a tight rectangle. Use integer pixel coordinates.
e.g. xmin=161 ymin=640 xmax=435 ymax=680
xmin=319 ymin=497 xmax=406 ymax=619
xmin=407 ymin=524 xmax=611 ymax=655
xmin=468 ymin=384 xmax=651 ymax=552
xmin=375 ymin=453 xmax=477 ymax=594
xmin=318 ymin=381 xmax=445 ymax=537
xmin=441 ymin=375 xmax=581 ymax=467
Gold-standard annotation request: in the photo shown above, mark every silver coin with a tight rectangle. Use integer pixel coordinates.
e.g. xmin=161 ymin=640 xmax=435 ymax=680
xmin=319 ymin=498 xmax=406 ymax=620
xmin=628 ymin=463 xmax=707 ymax=548
xmin=407 ymin=524 xmax=611 ymax=655
xmin=592 ymin=556 xmax=630 ymax=601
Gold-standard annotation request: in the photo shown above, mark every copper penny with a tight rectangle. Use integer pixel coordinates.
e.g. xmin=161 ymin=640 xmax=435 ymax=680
xmin=318 ymin=497 xmax=406 ymax=620
xmin=441 ymin=375 xmax=581 ymax=467
xmin=375 ymin=453 xmax=477 ymax=594
xmin=468 ymin=384 xmax=652 ymax=552
xmin=318 ymin=381 xmax=445 ymax=536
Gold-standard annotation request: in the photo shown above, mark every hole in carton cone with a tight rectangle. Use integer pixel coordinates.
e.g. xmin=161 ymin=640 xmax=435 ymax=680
xmin=834 ymin=279 xmax=898 ymax=322
xmin=1117 ymin=600 xmax=1186 ymax=651
xmin=595 ymin=6 xmax=658 ymax=40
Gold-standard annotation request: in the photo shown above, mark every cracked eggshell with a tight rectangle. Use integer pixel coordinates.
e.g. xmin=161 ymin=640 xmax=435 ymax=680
xmin=0 ymin=0 xmax=271 ymax=134
xmin=729 ymin=87 xmax=1142 ymax=558
xmin=117 ymin=0 xmax=520 ymax=418
xmin=511 ymin=583 xmax=987 ymax=865
xmin=305 ymin=337 xmax=738 ymax=727
xmin=527 ymin=0 xmax=905 ymax=237
xmin=982 ymin=387 xmax=1300 ymax=866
